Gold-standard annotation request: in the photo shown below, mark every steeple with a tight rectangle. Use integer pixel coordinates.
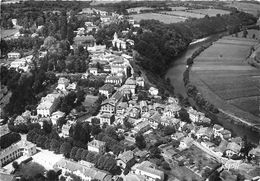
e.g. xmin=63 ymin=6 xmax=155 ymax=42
xmin=114 ymin=32 xmax=118 ymax=40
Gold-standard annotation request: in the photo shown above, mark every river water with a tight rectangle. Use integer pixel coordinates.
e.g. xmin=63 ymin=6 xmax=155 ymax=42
xmin=165 ymin=34 xmax=260 ymax=144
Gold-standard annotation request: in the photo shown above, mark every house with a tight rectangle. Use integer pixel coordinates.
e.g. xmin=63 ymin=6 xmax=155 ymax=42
xmin=14 ymin=115 xmax=27 ymax=126
xmin=131 ymin=161 xmax=164 ymax=181
xmin=53 ymin=158 xmax=112 ymax=181
xmin=214 ymin=139 xmax=228 ymax=157
xmin=129 ymin=107 xmax=141 ymax=119
xmin=219 ymin=129 xmax=232 ymax=140
xmin=179 ymin=137 xmax=193 ymax=150
xmin=37 ymin=93 xmax=61 ymax=117
xmin=136 ymin=77 xmax=145 ymax=87
xmin=117 ymin=150 xmax=135 ymax=169
xmin=10 ymin=58 xmax=27 ymax=71
xmin=0 ymin=141 xmax=36 ymax=167
xmin=89 ymin=67 xmax=98 ymax=75
xmin=121 ymin=84 xmax=136 ymax=95
xmin=56 ymin=77 xmax=70 ymax=92
xmin=100 ymin=99 xmax=117 ymax=114
xmin=111 ymin=60 xmax=128 ymax=75
xmin=67 ymin=82 xmax=77 ymax=91
xmin=74 ymin=35 xmax=96 ymax=47
xmin=103 ymin=65 xmax=111 ymax=72
xmin=139 ymin=101 xmax=148 ymax=113
xmin=230 ymin=137 xmax=244 ymax=147
xmin=196 ymin=127 xmax=214 ymax=141
xmin=88 ymin=139 xmax=106 ymax=154
xmin=99 ymin=84 xmax=114 ymax=98
xmin=105 ymin=75 xmax=123 ymax=85
xmin=116 ymin=102 xmax=128 ymax=115
xmin=187 ymin=107 xmax=205 ymax=122
xmin=249 ymin=146 xmax=260 ymax=165
xmin=51 ymin=111 xmax=65 ymax=125
xmin=164 ymin=104 xmax=181 ymax=117
xmin=61 ymin=123 xmax=72 ymax=138
xmin=225 ymin=142 xmax=242 ymax=158
xmin=134 ymin=150 xmax=149 ymax=161
xmin=148 ymin=112 xmax=161 ymax=129
xmin=7 ymin=52 xmax=21 ymax=59
xmin=100 ymin=113 xmax=115 ymax=126
xmin=112 ymin=32 xmax=126 ymax=50
xmin=171 ymin=132 xmax=185 ymax=140
xmin=133 ymin=121 xmax=151 ymax=134
xmin=213 ymin=124 xmax=224 ymax=137
xmin=149 ymin=87 xmax=158 ymax=96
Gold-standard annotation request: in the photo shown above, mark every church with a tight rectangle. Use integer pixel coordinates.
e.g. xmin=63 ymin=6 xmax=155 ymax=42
xmin=112 ymin=32 xmax=127 ymax=50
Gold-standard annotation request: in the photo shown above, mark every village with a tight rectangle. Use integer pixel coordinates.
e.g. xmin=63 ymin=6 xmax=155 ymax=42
xmin=1 ymin=3 xmax=260 ymax=181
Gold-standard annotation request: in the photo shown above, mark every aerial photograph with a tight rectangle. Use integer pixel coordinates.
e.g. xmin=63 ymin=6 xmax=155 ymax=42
xmin=0 ymin=0 xmax=260 ymax=180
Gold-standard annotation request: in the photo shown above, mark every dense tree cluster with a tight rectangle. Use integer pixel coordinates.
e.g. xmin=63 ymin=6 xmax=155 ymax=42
xmin=0 ymin=66 xmax=57 ymax=116
xmin=0 ymin=132 xmax=21 ymax=149
xmin=134 ymin=11 xmax=257 ymax=75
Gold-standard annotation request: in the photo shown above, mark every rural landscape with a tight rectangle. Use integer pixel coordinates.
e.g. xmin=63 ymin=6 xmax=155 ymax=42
xmin=190 ymin=30 xmax=260 ymax=127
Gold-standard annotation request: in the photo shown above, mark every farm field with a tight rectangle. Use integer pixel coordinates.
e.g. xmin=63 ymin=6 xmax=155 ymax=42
xmin=130 ymin=13 xmax=186 ymax=24
xmin=188 ymin=8 xmax=230 ymax=17
xmin=226 ymin=2 xmax=260 ymax=16
xmin=169 ymin=6 xmax=188 ymax=11
xmin=160 ymin=10 xmax=205 ymax=19
xmin=190 ymin=34 xmax=260 ymax=125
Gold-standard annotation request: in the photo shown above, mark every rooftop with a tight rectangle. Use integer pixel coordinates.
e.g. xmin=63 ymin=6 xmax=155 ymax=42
xmin=117 ymin=150 xmax=134 ymax=163
xmin=88 ymin=139 xmax=106 ymax=148
xmin=133 ymin=161 xmax=164 ymax=178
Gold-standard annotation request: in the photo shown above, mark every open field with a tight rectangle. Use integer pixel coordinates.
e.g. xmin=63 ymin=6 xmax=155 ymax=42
xmin=130 ymin=13 xmax=186 ymax=24
xmin=160 ymin=10 xmax=205 ymax=19
xmin=169 ymin=6 xmax=188 ymax=11
xmin=1 ymin=28 xmax=19 ymax=39
xmin=191 ymin=34 xmax=260 ymax=125
xmin=188 ymin=8 xmax=230 ymax=17
xmin=234 ymin=29 xmax=260 ymax=40
xmin=226 ymin=2 xmax=260 ymax=17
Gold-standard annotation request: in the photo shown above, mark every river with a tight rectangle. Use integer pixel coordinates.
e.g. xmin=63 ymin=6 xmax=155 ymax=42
xmin=165 ymin=34 xmax=260 ymax=144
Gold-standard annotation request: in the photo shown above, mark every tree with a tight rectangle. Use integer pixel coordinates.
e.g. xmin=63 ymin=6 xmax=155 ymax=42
xmin=75 ymin=148 xmax=84 ymax=161
xmin=242 ymin=29 xmax=248 ymax=38
xmin=164 ymin=126 xmax=176 ymax=136
xmin=91 ymin=125 xmax=101 ymax=136
xmin=46 ymin=170 xmax=57 ymax=181
xmin=12 ymin=161 xmax=19 ymax=170
xmin=60 ymin=142 xmax=72 ymax=158
xmin=70 ymin=147 xmax=79 ymax=160
xmin=162 ymin=161 xmax=171 ymax=170
xmin=178 ymin=108 xmax=191 ymax=123
xmin=43 ymin=120 xmax=52 ymax=134
xmin=172 ymin=140 xmax=180 ymax=148
xmin=135 ymin=134 xmax=146 ymax=149
xmin=149 ymin=147 xmax=161 ymax=158
xmin=50 ymin=139 xmax=60 ymax=153
xmin=81 ymin=149 xmax=89 ymax=161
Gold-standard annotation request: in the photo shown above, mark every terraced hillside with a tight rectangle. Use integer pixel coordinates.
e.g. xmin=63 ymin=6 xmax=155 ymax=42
xmin=190 ymin=35 xmax=260 ymax=126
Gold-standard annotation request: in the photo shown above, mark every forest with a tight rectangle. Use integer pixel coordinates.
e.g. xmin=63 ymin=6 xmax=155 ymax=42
xmin=133 ymin=11 xmax=257 ymax=75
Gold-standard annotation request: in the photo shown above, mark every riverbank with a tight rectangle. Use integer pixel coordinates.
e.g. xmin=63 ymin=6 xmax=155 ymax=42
xmin=165 ymin=33 xmax=260 ymax=144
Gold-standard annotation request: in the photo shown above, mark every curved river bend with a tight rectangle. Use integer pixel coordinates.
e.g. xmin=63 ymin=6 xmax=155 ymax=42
xmin=165 ymin=35 xmax=260 ymax=144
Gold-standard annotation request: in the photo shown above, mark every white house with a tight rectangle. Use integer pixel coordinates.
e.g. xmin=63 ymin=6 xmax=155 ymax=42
xmin=131 ymin=161 xmax=164 ymax=181
xmin=112 ymin=32 xmax=126 ymax=50
xmin=89 ymin=67 xmax=98 ymax=75
xmin=51 ymin=111 xmax=65 ymax=125
xmin=149 ymin=87 xmax=159 ymax=96
xmin=56 ymin=77 xmax=70 ymax=92
xmin=99 ymin=84 xmax=114 ymax=98
xmin=7 ymin=52 xmax=21 ymax=59
xmin=37 ymin=93 xmax=61 ymax=117
xmin=88 ymin=139 xmax=106 ymax=154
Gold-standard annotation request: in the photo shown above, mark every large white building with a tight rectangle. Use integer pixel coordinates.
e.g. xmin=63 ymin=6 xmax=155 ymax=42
xmin=37 ymin=93 xmax=61 ymax=117
xmin=131 ymin=161 xmax=164 ymax=181
xmin=112 ymin=32 xmax=126 ymax=50
xmin=0 ymin=141 xmax=36 ymax=167
xmin=7 ymin=52 xmax=21 ymax=59
xmin=87 ymin=139 xmax=106 ymax=154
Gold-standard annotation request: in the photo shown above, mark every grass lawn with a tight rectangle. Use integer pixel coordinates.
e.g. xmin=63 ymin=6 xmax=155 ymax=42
xmin=130 ymin=13 xmax=186 ymax=24
xmin=188 ymin=9 xmax=230 ymax=17
xmin=15 ymin=162 xmax=46 ymax=178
